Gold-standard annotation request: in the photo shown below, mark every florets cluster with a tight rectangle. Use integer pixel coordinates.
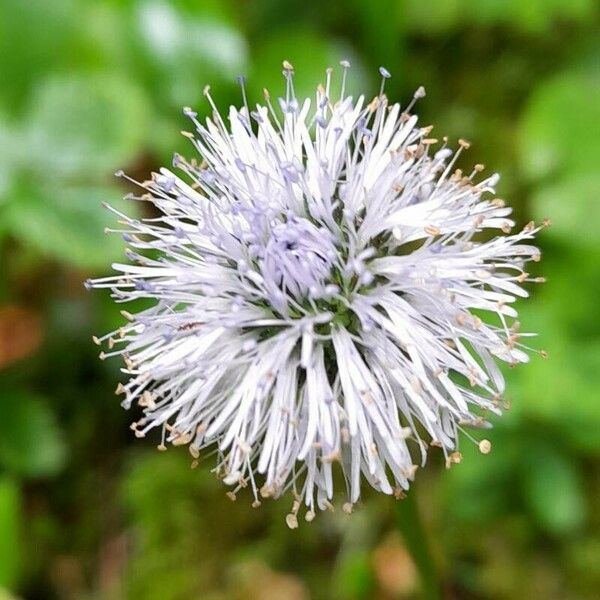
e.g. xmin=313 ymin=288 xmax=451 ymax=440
xmin=89 ymin=62 xmax=544 ymax=525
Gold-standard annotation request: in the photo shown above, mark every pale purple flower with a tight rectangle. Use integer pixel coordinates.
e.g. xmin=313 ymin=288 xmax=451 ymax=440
xmin=89 ymin=62 xmax=545 ymax=525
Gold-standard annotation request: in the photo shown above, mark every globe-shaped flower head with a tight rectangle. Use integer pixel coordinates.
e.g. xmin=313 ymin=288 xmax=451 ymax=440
xmin=89 ymin=62 xmax=545 ymax=526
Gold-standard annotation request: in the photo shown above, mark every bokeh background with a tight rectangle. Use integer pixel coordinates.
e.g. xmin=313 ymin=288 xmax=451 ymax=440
xmin=0 ymin=1 xmax=599 ymax=598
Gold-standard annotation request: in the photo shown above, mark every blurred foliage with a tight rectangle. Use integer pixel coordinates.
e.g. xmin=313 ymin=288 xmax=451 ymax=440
xmin=0 ymin=0 xmax=599 ymax=598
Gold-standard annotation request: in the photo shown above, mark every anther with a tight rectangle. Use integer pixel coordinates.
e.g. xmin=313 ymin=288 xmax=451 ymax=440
xmin=378 ymin=66 xmax=391 ymax=95
xmin=340 ymin=60 xmax=351 ymax=100
xmin=173 ymin=433 xmax=192 ymax=446
xmin=394 ymin=487 xmax=407 ymax=499
xmin=414 ymin=86 xmax=426 ymax=99
xmin=446 ymin=451 xmax=462 ymax=468
xmin=379 ymin=66 xmax=391 ymax=79
xmin=479 ymin=439 xmax=492 ymax=454
xmin=424 ymin=225 xmax=441 ymax=236
xmin=286 ymin=513 xmax=298 ymax=529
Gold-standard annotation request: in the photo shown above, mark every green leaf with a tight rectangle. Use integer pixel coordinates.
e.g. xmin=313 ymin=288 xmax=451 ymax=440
xmin=3 ymin=183 xmax=133 ymax=270
xmin=531 ymin=173 xmax=600 ymax=251
xmin=25 ymin=74 xmax=151 ymax=179
xmin=0 ymin=478 xmax=21 ymax=590
xmin=519 ymin=73 xmax=600 ymax=180
xmin=0 ymin=390 xmax=66 ymax=478
xmin=520 ymin=444 xmax=585 ymax=535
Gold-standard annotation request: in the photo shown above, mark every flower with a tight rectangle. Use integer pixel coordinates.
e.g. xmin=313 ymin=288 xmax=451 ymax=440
xmin=89 ymin=61 xmax=545 ymax=524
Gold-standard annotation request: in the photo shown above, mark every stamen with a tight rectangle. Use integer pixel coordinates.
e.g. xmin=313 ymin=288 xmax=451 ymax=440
xmin=340 ymin=59 xmax=351 ymax=101
xmin=378 ymin=66 xmax=391 ymax=97
xmin=237 ymin=75 xmax=250 ymax=123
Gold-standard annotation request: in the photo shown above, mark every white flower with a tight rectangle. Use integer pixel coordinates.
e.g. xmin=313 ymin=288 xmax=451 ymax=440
xmin=89 ymin=62 xmax=545 ymax=524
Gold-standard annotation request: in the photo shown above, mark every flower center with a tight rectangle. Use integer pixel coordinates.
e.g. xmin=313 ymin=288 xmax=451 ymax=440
xmin=261 ymin=216 xmax=337 ymax=300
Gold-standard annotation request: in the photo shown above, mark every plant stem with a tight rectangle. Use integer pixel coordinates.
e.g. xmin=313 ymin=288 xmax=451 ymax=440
xmin=396 ymin=491 xmax=443 ymax=600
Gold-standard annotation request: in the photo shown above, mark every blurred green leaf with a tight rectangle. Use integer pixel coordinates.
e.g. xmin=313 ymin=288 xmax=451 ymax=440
xmin=3 ymin=184 xmax=131 ymax=270
xmin=122 ymin=451 xmax=235 ymax=600
xmin=25 ymin=74 xmax=151 ymax=179
xmin=333 ymin=551 xmax=374 ymax=600
xmin=0 ymin=478 xmax=21 ymax=589
xmin=0 ymin=390 xmax=66 ymax=478
xmin=519 ymin=72 xmax=600 ymax=180
xmin=445 ymin=426 xmax=520 ymax=522
xmin=512 ymin=242 xmax=600 ymax=343
xmin=401 ymin=0 xmax=596 ymax=34
xmin=513 ymin=342 xmax=600 ymax=453
xmin=474 ymin=0 xmax=595 ymax=32
xmin=139 ymin=0 xmax=238 ymax=23
xmin=509 ymin=299 xmax=600 ymax=452
xmin=132 ymin=0 xmax=247 ymax=108
xmin=520 ymin=444 xmax=585 ymax=536
xmin=351 ymin=0 xmax=401 ymax=67
xmin=531 ymin=173 xmax=600 ymax=251
xmin=400 ymin=0 xmax=461 ymax=34
xmin=0 ymin=121 xmax=21 ymax=204
xmin=0 ymin=1 xmax=78 ymax=111
xmin=567 ymin=537 xmax=600 ymax=594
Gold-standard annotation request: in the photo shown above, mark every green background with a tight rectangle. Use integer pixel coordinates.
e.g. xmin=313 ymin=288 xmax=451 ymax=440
xmin=0 ymin=1 xmax=599 ymax=598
